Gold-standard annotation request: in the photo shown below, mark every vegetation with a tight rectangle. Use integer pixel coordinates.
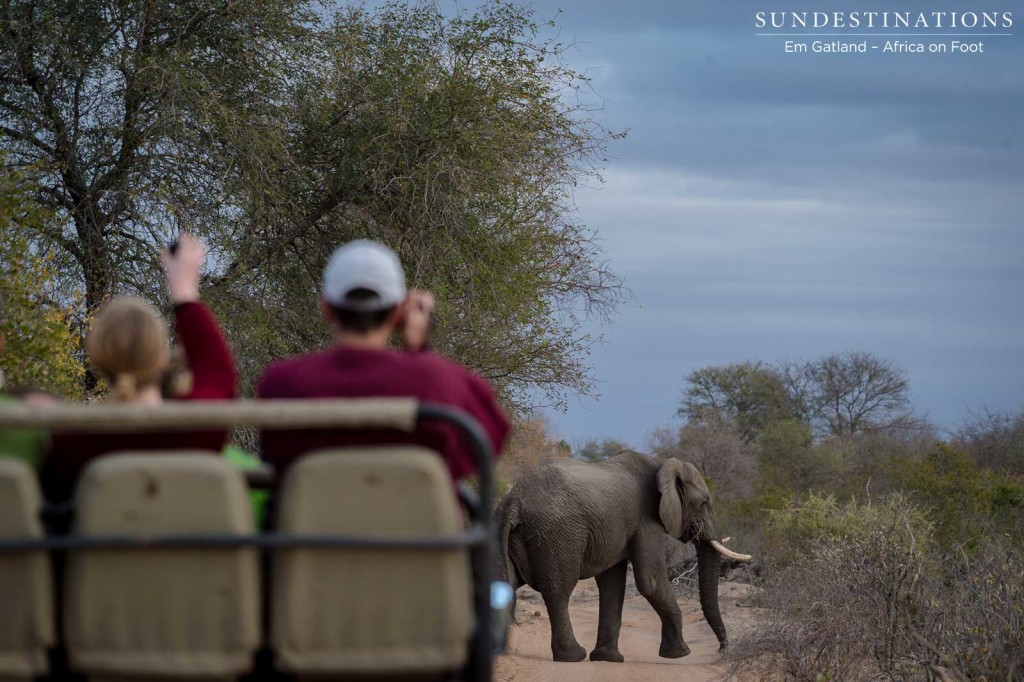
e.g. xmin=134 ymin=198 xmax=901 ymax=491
xmin=952 ymin=406 xmax=1024 ymax=473
xmin=648 ymin=416 xmax=756 ymax=501
xmin=495 ymin=415 xmax=571 ymax=495
xmin=0 ymin=0 xmax=623 ymax=408
xmin=679 ymin=352 xmax=917 ymax=441
xmin=679 ymin=361 xmax=795 ymax=441
xmin=0 ymin=165 xmax=83 ymax=397
xmin=483 ymin=350 xmax=1024 ymax=680
xmin=660 ymin=353 xmax=1024 ymax=680
xmin=573 ymin=437 xmax=632 ymax=463
xmin=733 ymin=495 xmax=1023 ymax=681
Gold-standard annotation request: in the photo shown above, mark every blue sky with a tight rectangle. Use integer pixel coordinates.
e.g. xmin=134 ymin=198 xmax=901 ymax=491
xmin=487 ymin=0 xmax=1024 ymax=447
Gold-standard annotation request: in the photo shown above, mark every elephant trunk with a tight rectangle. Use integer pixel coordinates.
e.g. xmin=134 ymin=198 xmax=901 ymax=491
xmin=696 ymin=540 xmax=727 ymax=650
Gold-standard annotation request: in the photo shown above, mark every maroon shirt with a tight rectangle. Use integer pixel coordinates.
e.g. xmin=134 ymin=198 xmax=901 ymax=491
xmin=42 ymin=302 xmax=237 ymax=503
xmin=256 ymin=347 xmax=510 ymax=481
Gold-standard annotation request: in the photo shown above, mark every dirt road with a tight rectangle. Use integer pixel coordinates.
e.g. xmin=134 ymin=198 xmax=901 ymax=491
xmin=495 ymin=580 xmax=756 ymax=682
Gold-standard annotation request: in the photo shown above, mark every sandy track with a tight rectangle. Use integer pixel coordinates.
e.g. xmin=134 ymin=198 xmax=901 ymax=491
xmin=495 ymin=581 xmax=756 ymax=682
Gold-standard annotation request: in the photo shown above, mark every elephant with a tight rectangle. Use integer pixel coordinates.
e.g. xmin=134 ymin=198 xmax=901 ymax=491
xmin=495 ymin=450 xmax=751 ymax=663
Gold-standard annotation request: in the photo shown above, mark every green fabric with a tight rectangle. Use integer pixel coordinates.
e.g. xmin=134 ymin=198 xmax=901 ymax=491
xmin=223 ymin=444 xmax=270 ymax=527
xmin=0 ymin=395 xmax=48 ymax=470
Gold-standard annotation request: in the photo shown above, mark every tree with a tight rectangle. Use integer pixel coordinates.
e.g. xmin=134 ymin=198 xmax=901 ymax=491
xmin=497 ymin=414 xmax=570 ymax=489
xmin=756 ymin=419 xmax=837 ymax=493
xmin=953 ymin=407 xmax=1024 ymax=474
xmin=0 ymin=0 xmax=313 ymax=311
xmin=679 ymin=361 xmax=796 ymax=441
xmin=648 ymin=417 xmax=757 ymax=501
xmin=796 ymin=352 xmax=912 ymax=436
xmin=1 ymin=0 xmax=623 ymax=409
xmin=0 ymin=165 xmax=83 ymax=397
xmin=681 ymin=353 xmax=916 ymax=442
xmin=573 ymin=437 xmax=631 ymax=463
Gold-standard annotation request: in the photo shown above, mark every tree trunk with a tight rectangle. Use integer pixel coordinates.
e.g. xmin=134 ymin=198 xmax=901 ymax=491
xmin=75 ymin=208 xmax=112 ymax=393
xmin=79 ymin=222 xmax=112 ymax=312
xmin=696 ymin=540 xmax=727 ymax=650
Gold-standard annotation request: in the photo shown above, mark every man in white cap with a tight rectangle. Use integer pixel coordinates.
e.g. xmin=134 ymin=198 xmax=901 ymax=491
xmin=256 ymin=240 xmax=509 ymax=481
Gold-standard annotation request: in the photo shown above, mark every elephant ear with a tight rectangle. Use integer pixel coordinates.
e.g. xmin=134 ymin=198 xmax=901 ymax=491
xmin=657 ymin=459 xmax=685 ymax=537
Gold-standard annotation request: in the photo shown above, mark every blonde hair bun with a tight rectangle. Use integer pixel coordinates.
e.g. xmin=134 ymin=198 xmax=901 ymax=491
xmin=112 ymin=373 xmax=138 ymax=401
xmin=87 ymin=296 xmax=169 ymax=401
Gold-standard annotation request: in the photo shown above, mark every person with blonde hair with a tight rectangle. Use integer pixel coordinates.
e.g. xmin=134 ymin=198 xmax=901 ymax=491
xmin=42 ymin=234 xmax=237 ymax=504
xmin=87 ymin=296 xmax=171 ymax=401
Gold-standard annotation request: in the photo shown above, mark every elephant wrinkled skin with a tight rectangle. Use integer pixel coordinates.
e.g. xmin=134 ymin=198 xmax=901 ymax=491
xmin=495 ymin=451 xmax=748 ymax=663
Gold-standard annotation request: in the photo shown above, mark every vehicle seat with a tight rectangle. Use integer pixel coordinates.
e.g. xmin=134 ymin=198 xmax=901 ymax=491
xmin=271 ymin=447 xmax=472 ymax=678
xmin=0 ymin=458 xmax=54 ymax=682
xmin=64 ymin=453 xmax=260 ymax=681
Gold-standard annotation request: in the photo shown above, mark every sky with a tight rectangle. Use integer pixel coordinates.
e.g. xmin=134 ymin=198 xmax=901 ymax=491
xmin=481 ymin=0 xmax=1024 ymax=448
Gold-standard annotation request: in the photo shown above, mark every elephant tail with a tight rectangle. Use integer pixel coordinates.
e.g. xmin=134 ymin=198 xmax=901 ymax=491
xmin=496 ymin=496 xmax=520 ymax=584
xmin=496 ymin=495 xmax=521 ymax=623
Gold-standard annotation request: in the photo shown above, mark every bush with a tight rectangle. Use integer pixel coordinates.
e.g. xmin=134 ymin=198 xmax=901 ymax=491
xmin=716 ymin=487 xmax=791 ymax=563
xmin=494 ymin=415 xmax=570 ymax=495
xmin=923 ymin=543 xmax=1024 ymax=680
xmin=889 ymin=443 xmax=1024 ymax=550
xmin=952 ymin=407 xmax=1024 ymax=475
xmin=731 ymin=494 xmax=1024 ymax=681
xmin=760 ymin=494 xmax=933 ymax=571
xmin=0 ymin=166 xmax=85 ymax=398
xmin=649 ymin=417 xmax=758 ymax=501
xmin=757 ymin=419 xmax=836 ymax=493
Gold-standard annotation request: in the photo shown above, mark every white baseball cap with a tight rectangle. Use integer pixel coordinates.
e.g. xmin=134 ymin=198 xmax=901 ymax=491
xmin=322 ymin=240 xmax=407 ymax=311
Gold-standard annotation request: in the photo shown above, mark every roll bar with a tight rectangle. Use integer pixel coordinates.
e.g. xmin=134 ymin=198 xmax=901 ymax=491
xmin=0 ymin=399 xmax=496 ymax=681
xmin=0 ymin=398 xmax=421 ymax=432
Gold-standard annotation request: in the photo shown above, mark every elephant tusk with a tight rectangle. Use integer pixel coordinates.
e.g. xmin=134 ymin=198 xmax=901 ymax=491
xmin=721 ymin=536 xmax=731 ymax=544
xmin=710 ymin=539 xmax=752 ymax=562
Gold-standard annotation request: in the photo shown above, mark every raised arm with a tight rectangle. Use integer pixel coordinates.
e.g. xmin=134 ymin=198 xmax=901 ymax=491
xmin=162 ymin=235 xmax=237 ymax=400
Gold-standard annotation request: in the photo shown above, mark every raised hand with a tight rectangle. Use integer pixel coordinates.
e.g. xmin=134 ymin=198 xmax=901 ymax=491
xmin=160 ymin=234 xmax=206 ymax=304
xmin=400 ymin=289 xmax=436 ymax=351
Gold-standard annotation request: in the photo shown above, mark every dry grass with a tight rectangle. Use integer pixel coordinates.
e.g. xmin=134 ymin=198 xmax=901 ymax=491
xmin=729 ymin=497 xmax=1024 ymax=681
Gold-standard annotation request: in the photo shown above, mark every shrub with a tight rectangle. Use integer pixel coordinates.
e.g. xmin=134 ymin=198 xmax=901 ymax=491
xmin=716 ymin=487 xmax=791 ymax=562
xmin=889 ymin=443 xmax=1024 ymax=551
xmin=0 ymin=168 xmax=85 ymax=399
xmin=757 ymin=419 xmax=838 ymax=493
xmin=495 ymin=415 xmax=570 ymax=495
xmin=952 ymin=407 xmax=1024 ymax=475
xmin=649 ymin=417 xmax=758 ymax=501
xmin=731 ymin=495 xmax=1024 ymax=681
xmin=761 ymin=493 xmax=932 ymax=571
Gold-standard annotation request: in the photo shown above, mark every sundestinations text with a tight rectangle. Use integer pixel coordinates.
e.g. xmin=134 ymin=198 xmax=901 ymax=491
xmin=756 ymin=11 xmax=1012 ymax=29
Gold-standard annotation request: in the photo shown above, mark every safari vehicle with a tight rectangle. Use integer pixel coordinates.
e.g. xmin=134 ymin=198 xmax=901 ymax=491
xmin=0 ymin=398 xmax=508 ymax=681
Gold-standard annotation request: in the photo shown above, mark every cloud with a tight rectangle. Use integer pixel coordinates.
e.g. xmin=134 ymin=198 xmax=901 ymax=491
xmin=437 ymin=0 xmax=1024 ymax=444
xmin=554 ymin=154 xmax=1022 ymax=443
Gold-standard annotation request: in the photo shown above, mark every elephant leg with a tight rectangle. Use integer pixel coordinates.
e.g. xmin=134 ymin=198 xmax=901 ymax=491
xmin=633 ymin=541 xmax=689 ymax=658
xmin=590 ymin=560 xmax=627 ymax=663
xmin=540 ymin=586 xmax=586 ymax=662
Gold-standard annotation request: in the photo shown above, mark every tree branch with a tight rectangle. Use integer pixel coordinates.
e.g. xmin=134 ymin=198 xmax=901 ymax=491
xmin=0 ymin=125 xmax=55 ymax=155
